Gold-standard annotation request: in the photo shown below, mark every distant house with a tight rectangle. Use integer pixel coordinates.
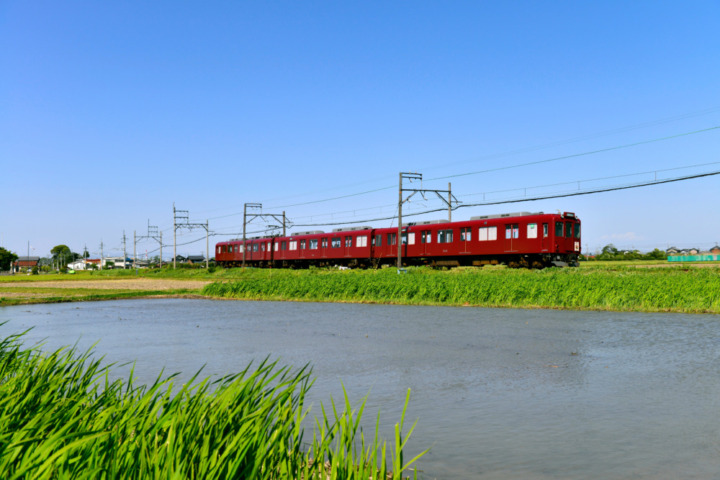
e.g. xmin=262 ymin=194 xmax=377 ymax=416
xmin=102 ymin=257 xmax=131 ymax=269
xmin=13 ymin=256 xmax=40 ymax=272
xmin=173 ymin=255 xmax=187 ymax=263
xmin=666 ymin=247 xmax=680 ymax=255
xmin=186 ymin=255 xmax=205 ymax=264
xmin=710 ymin=246 xmax=720 ymax=254
xmin=67 ymin=259 xmax=102 ymax=271
xmin=68 ymin=260 xmax=86 ymax=271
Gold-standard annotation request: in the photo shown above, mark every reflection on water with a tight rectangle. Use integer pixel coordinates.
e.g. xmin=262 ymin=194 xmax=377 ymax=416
xmin=2 ymin=299 xmax=719 ymax=479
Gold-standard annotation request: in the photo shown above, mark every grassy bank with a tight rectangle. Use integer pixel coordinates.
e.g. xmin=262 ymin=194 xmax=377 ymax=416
xmin=202 ymin=266 xmax=720 ymax=314
xmin=3 ymin=264 xmax=720 ymax=313
xmin=0 ymin=331 xmax=425 ymax=479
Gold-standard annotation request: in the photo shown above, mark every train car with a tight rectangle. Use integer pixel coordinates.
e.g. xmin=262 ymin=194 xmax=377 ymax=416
xmin=273 ymin=227 xmax=374 ymax=268
xmin=399 ymin=211 xmax=580 ymax=268
xmin=215 ymin=236 xmax=274 ymax=267
xmin=215 ymin=210 xmax=581 ymax=269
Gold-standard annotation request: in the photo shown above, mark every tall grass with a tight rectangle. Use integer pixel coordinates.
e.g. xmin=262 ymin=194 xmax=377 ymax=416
xmin=0 ymin=331 xmax=426 ymax=479
xmin=202 ymin=266 xmax=720 ymax=313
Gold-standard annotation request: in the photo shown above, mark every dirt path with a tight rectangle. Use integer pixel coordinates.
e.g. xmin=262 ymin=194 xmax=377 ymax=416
xmin=2 ymin=278 xmax=212 ymax=290
xmin=0 ymin=278 xmax=215 ymax=304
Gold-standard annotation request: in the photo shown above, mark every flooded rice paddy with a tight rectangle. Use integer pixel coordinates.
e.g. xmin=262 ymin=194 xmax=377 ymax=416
xmin=1 ymin=299 xmax=719 ymax=479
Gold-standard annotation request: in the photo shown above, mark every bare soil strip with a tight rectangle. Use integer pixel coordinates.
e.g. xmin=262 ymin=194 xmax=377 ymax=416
xmin=3 ymin=279 xmax=211 ymax=290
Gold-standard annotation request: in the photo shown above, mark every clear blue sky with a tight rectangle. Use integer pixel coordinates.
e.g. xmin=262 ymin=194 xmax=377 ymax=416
xmin=2 ymin=1 xmax=719 ymax=259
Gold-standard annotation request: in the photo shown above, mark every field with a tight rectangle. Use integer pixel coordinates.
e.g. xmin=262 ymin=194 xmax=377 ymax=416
xmin=2 ymin=262 xmax=719 ymax=313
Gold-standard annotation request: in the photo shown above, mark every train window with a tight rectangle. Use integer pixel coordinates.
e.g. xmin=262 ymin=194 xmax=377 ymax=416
xmin=574 ymin=223 xmax=581 ymax=238
xmin=437 ymin=229 xmax=454 ymax=243
xmin=478 ymin=226 xmax=497 ymax=241
xmin=253 ymin=244 xmax=259 ymax=252
xmin=527 ymin=223 xmax=538 ymax=239
xmin=566 ymin=222 xmax=573 ymax=238
xmin=555 ymin=222 xmax=564 ymax=237
xmin=421 ymin=230 xmax=431 ymax=243
xmin=289 ymin=241 xmax=297 ymax=251
xmin=356 ymin=236 xmax=368 ymax=247
xmin=217 ymin=246 xmax=222 ymax=254
xmin=407 ymin=232 xmax=416 ymax=245
xmin=505 ymin=224 xmax=519 ymax=239
xmin=261 ymin=243 xmax=266 ymax=252
xmin=460 ymin=227 xmax=471 ymax=242
xmin=332 ymin=237 xmax=341 ymax=248
xmin=321 ymin=238 xmax=328 ymax=248
xmin=281 ymin=241 xmax=287 ymax=251
xmin=543 ymin=223 xmax=549 ymax=237
xmin=373 ymin=234 xmax=382 ymax=246
xmin=239 ymin=244 xmax=244 ymax=253
xmin=309 ymin=239 xmax=318 ymax=249
xmin=300 ymin=240 xmax=306 ymax=250
xmin=387 ymin=233 xmax=397 ymax=245
xmin=345 ymin=236 xmax=352 ymax=248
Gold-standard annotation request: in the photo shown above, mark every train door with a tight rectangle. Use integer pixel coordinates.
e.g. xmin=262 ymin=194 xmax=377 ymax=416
xmin=460 ymin=227 xmax=471 ymax=253
xmin=420 ymin=230 xmax=432 ymax=256
xmin=344 ymin=235 xmax=353 ymax=258
xmin=387 ymin=232 xmax=397 ymax=259
xmin=401 ymin=229 xmax=414 ymax=259
xmin=504 ymin=224 xmax=519 ymax=252
xmin=541 ymin=223 xmax=549 ymax=251
xmin=554 ymin=221 xmax=564 ymax=252
xmin=321 ymin=237 xmax=328 ymax=259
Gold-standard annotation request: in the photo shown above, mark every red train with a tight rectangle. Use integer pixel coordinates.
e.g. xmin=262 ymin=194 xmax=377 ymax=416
xmin=215 ymin=211 xmax=581 ymax=269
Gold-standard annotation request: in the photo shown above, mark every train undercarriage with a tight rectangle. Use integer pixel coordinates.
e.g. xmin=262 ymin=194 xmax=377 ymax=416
xmin=217 ymin=253 xmax=579 ymax=270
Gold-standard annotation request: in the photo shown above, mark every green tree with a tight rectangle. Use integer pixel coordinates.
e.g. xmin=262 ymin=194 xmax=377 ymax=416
xmin=0 ymin=247 xmax=18 ymax=271
xmin=50 ymin=245 xmax=75 ymax=268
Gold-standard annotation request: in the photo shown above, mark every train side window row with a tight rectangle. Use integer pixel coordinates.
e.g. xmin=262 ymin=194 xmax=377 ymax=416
xmin=222 ymin=222 xmax=580 ymax=255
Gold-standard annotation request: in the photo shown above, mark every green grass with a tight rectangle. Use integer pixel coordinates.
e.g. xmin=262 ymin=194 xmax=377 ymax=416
xmin=201 ymin=266 xmax=720 ymax=314
xmin=5 ymin=263 xmax=720 ymax=313
xmin=0 ymin=330 xmax=426 ymax=479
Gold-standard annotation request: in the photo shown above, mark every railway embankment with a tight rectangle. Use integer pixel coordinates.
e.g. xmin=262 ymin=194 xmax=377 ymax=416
xmin=2 ymin=264 xmax=719 ymax=313
xmin=201 ymin=265 xmax=720 ymax=314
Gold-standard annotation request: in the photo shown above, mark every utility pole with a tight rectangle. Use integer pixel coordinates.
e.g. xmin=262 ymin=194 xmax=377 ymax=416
xmin=398 ymin=173 xmax=422 ymax=269
xmin=136 ymin=220 xmax=163 ymax=268
xmin=122 ymin=231 xmax=128 ymax=269
xmin=242 ymin=203 xmax=288 ymax=269
xmin=100 ymin=240 xmax=104 ymax=270
xmin=173 ymin=204 xmax=210 ymax=269
xmin=243 ymin=203 xmax=261 ymax=269
xmin=397 ymin=173 xmax=459 ymax=269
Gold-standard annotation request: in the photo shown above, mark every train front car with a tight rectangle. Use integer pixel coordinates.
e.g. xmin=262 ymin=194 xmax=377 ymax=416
xmin=550 ymin=212 xmax=581 ymax=267
xmin=462 ymin=211 xmax=581 ymax=268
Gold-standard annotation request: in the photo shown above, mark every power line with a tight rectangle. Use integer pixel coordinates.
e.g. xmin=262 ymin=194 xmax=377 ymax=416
xmin=428 ymin=126 xmax=720 ymax=182
xmin=197 ymin=124 xmax=719 ymax=221
xmin=288 ymin=168 xmax=720 ymax=228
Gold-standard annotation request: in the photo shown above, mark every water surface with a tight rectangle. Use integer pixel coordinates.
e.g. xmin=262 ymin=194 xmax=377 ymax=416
xmin=2 ymin=299 xmax=719 ymax=479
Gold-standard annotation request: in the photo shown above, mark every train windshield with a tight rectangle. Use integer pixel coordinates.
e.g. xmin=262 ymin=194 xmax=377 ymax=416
xmin=575 ymin=223 xmax=581 ymax=238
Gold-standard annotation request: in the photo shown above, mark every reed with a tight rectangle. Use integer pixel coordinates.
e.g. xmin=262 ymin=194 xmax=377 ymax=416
xmin=202 ymin=266 xmax=720 ymax=313
xmin=0 ymin=331 xmax=426 ymax=479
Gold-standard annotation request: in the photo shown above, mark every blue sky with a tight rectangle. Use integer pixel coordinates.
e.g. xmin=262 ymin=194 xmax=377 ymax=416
xmin=2 ymin=1 xmax=719 ymax=259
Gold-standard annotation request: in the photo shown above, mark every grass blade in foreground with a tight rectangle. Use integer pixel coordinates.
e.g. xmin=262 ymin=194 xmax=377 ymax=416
xmin=0 ymin=330 xmax=427 ymax=479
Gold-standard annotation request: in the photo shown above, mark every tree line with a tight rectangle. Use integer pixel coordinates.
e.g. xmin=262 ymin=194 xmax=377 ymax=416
xmin=582 ymin=244 xmax=667 ymax=261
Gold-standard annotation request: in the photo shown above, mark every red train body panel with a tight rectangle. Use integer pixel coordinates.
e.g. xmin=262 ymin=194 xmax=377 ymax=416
xmin=215 ymin=211 xmax=581 ymax=268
